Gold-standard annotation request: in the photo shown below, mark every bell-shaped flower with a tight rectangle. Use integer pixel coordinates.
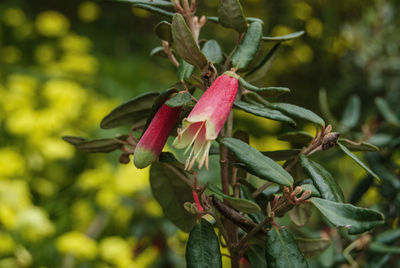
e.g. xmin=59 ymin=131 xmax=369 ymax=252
xmin=173 ymin=71 xmax=239 ymax=170
xmin=134 ymin=104 xmax=181 ymax=169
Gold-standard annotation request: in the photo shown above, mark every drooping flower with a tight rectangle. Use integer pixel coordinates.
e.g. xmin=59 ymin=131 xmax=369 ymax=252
xmin=173 ymin=71 xmax=239 ymax=170
xmin=133 ymin=104 xmax=181 ymax=169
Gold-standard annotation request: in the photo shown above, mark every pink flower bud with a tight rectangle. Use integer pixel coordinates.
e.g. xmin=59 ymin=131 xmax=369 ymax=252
xmin=134 ymin=104 xmax=181 ymax=169
xmin=173 ymin=71 xmax=239 ymax=170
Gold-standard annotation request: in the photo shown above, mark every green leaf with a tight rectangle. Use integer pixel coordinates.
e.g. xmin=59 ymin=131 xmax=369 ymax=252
xmin=234 ymin=100 xmax=296 ymax=127
xmin=288 ymin=203 xmax=313 ymax=227
xmin=298 ymin=184 xmax=321 ymax=198
xmin=100 ymin=92 xmax=159 ymax=129
xmin=318 ymin=89 xmax=338 ymax=127
xmin=131 ymin=4 xmax=174 ymax=18
xmin=219 ymin=137 xmax=294 ymax=186
xmin=218 ymin=0 xmax=247 ymax=33
xmin=202 ymin=40 xmax=223 ymax=64
xmin=150 ymin=46 xmax=167 ymax=57
xmin=231 ymin=21 xmax=263 ymax=70
xmin=186 ymin=219 xmax=222 ymax=268
xmin=337 ymin=142 xmax=381 ymax=182
xmin=246 ymin=43 xmax=280 ymax=83
xmin=246 ymin=246 xmax=267 ymax=267
xmin=150 ymin=162 xmax=197 ymax=232
xmin=239 ymin=77 xmax=290 ymax=97
xmin=299 ymin=155 xmax=344 ymax=203
xmin=262 ymin=149 xmax=301 ymax=161
xmin=265 ymin=227 xmax=308 ymax=268
xmin=340 ymin=95 xmax=361 ymax=130
xmin=262 ymin=31 xmax=305 ymax=42
xmin=171 ymin=14 xmax=208 ymax=69
xmin=310 ymin=197 xmax=384 ymax=235
xmin=375 ymin=97 xmax=400 ymax=125
xmin=374 ymin=229 xmax=400 ymax=244
xmin=73 ymin=137 xmax=126 ymax=153
xmin=177 ymin=59 xmax=195 ymax=81
xmin=369 ymin=242 xmax=400 ymax=254
xmin=338 ymin=138 xmax=379 ymax=152
xmin=207 ymin=184 xmax=261 ymax=213
xmin=154 ymin=21 xmax=172 ymax=42
xmin=278 ymin=131 xmax=313 ymax=144
xmin=165 ymin=92 xmax=192 ymax=107
xmin=296 ymin=238 xmax=331 ymax=258
xmin=62 ymin=136 xmax=87 ymax=145
xmin=267 ymin=102 xmax=325 ymax=126
xmin=121 ymin=0 xmax=173 ymax=7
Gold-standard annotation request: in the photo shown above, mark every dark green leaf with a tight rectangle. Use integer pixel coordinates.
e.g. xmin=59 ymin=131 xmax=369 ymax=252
xmin=262 ymin=31 xmax=305 ymax=42
xmin=186 ymin=219 xmax=222 ymax=268
xmin=278 ymin=131 xmax=313 ymax=144
xmin=246 ymin=246 xmax=267 ymax=267
xmin=318 ymin=89 xmax=338 ymax=127
xmin=132 ymin=4 xmax=174 ymax=18
xmin=375 ymin=97 xmax=400 ymax=125
xmin=202 ymin=40 xmax=223 ymax=64
xmin=177 ymin=59 xmax=195 ymax=81
xmin=246 ymin=43 xmax=280 ymax=83
xmin=310 ymin=197 xmax=384 ymax=235
xmin=154 ymin=21 xmax=172 ymax=42
xmin=337 ymin=142 xmax=381 ymax=182
xmin=207 ymin=184 xmax=261 ymax=213
xmin=171 ymin=14 xmax=208 ymax=69
xmin=350 ymin=175 xmax=373 ymax=204
xmin=267 ymin=102 xmax=325 ymax=126
xmin=121 ymin=0 xmax=173 ymax=7
xmin=234 ymin=100 xmax=296 ymax=127
xmin=218 ymin=0 xmax=247 ymax=33
xmin=239 ymin=77 xmax=290 ymax=97
xmin=231 ymin=21 xmax=263 ymax=70
xmin=75 ymin=138 xmax=125 ymax=153
xmin=150 ymin=46 xmax=167 ymax=57
xmin=299 ymin=155 xmax=344 ymax=203
xmin=219 ymin=137 xmax=294 ymax=186
xmin=150 ymin=162 xmax=197 ymax=232
xmin=338 ymin=138 xmax=379 ymax=152
xmin=165 ymin=92 xmax=193 ymax=107
xmin=265 ymin=227 xmax=308 ymax=268
xmin=288 ymin=203 xmax=313 ymax=227
xmin=100 ymin=92 xmax=159 ymax=129
xmin=62 ymin=136 xmax=87 ymax=145
xmin=340 ymin=95 xmax=361 ymax=130
xmin=296 ymin=238 xmax=331 ymax=258
xmin=369 ymin=242 xmax=400 ymax=254
xmin=262 ymin=149 xmax=301 ymax=161
xmin=374 ymin=229 xmax=400 ymax=244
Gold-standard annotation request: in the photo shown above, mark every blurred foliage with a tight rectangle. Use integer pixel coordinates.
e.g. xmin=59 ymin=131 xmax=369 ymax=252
xmin=0 ymin=0 xmax=399 ymax=267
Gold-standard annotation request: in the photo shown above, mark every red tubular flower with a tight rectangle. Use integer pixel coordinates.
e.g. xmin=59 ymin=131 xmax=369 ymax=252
xmin=173 ymin=71 xmax=239 ymax=170
xmin=133 ymin=104 xmax=181 ymax=169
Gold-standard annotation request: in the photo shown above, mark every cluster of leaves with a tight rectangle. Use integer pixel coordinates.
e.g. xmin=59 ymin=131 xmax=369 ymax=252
xmin=65 ymin=0 xmax=396 ymax=267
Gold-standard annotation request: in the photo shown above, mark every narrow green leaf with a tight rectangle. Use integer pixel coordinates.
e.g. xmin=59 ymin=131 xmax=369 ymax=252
xmin=262 ymin=149 xmax=301 ymax=161
xmin=374 ymin=229 xmax=400 ymax=244
xmin=165 ymin=92 xmax=192 ymax=107
xmin=299 ymin=155 xmax=344 ymax=203
xmin=100 ymin=92 xmax=159 ymax=129
xmin=171 ymin=14 xmax=208 ymax=69
xmin=262 ymin=31 xmax=305 ymax=42
xmin=267 ymin=102 xmax=325 ymax=126
xmin=218 ymin=0 xmax=247 ymax=33
xmin=246 ymin=246 xmax=267 ymax=267
xmin=75 ymin=138 xmax=125 ymax=153
xmin=231 ymin=21 xmax=263 ymax=70
xmin=132 ymin=4 xmax=174 ymax=17
xmin=154 ymin=21 xmax=172 ymax=42
xmin=219 ymin=137 xmax=294 ymax=186
xmin=150 ymin=162 xmax=197 ymax=232
xmin=150 ymin=46 xmax=167 ymax=57
xmin=239 ymin=77 xmax=290 ymax=97
xmin=234 ymin=100 xmax=296 ymax=127
xmin=278 ymin=131 xmax=313 ymax=144
xmin=62 ymin=136 xmax=87 ymax=145
xmin=375 ymin=97 xmax=400 ymax=125
xmin=340 ymin=95 xmax=361 ymax=130
xmin=337 ymin=142 xmax=381 ymax=182
xmin=246 ymin=43 xmax=280 ymax=83
xmin=288 ymin=203 xmax=313 ymax=227
xmin=265 ymin=227 xmax=308 ymax=268
xmin=177 ymin=59 xmax=195 ymax=81
xmin=338 ymin=138 xmax=379 ymax=152
xmin=296 ymin=238 xmax=331 ymax=258
xmin=310 ymin=197 xmax=385 ymax=235
xmin=369 ymin=242 xmax=400 ymax=254
xmin=207 ymin=184 xmax=261 ymax=213
xmin=186 ymin=219 xmax=222 ymax=268
xmin=120 ymin=0 xmax=174 ymax=7
xmin=202 ymin=40 xmax=223 ymax=64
